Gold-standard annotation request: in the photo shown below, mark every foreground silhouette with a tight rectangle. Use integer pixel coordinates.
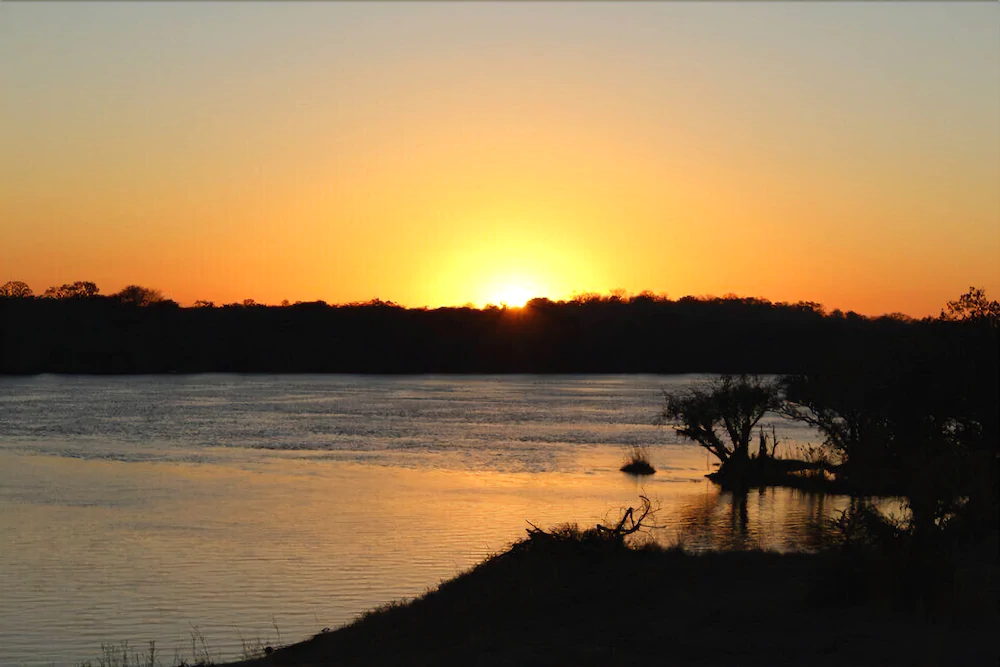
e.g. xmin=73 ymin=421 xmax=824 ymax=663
xmin=216 ymin=507 xmax=996 ymax=667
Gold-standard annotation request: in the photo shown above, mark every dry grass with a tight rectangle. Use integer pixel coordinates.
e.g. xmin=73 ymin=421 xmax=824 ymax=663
xmin=620 ymin=445 xmax=655 ymax=475
xmin=76 ymin=622 xmax=287 ymax=667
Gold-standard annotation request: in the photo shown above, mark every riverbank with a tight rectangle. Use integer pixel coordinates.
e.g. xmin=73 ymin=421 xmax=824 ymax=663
xmin=220 ymin=527 xmax=997 ymax=667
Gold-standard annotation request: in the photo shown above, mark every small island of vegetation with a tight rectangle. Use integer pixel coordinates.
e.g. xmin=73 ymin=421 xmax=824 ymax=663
xmin=619 ymin=445 xmax=656 ymax=475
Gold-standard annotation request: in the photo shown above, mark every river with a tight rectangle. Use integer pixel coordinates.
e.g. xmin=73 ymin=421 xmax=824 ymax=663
xmin=0 ymin=374 xmax=848 ymax=666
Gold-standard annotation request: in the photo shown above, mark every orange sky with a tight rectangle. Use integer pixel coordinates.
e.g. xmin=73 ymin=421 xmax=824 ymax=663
xmin=1 ymin=3 xmax=997 ymax=316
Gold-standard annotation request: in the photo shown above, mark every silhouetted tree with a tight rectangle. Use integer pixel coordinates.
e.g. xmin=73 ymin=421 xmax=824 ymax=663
xmin=782 ymin=288 xmax=998 ymax=536
xmin=659 ymin=375 xmax=782 ymax=477
xmin=113 ymin=284 xmax=165 ymax=306
xmin=0 ymin=281 xmax=33 ymax=298
xmin=43 ymin=281 xmax=99 ymax=299
xmin=940 ymin=286 xmax=999 ymax=326
xmin=781 ymin=374 xmax=893 ymax=477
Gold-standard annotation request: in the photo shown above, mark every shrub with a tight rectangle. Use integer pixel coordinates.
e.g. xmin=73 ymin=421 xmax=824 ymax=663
xmin=620 ymin=445 xmax=655 ymax=475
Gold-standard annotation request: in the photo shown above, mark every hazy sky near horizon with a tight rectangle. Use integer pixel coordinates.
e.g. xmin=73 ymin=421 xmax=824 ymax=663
xmin=1 ymin=2 xmax=998 ymax=316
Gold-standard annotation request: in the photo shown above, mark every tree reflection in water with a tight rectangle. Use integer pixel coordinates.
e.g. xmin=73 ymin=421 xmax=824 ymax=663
xmin=664 ymin=485 xmax=838 ymax=552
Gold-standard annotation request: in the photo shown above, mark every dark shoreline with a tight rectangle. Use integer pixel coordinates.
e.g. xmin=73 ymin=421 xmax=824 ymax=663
xmin=218 ymin=532 xmax=998 ymax=667
xmin=5 ymin=294 xmax=986 ymax=375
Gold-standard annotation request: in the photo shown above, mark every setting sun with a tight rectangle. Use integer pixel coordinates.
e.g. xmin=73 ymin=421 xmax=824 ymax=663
xmin=489 ymin=283 xmax=534 ymax=308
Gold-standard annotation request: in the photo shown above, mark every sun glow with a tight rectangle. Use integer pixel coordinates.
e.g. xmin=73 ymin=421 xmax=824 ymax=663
xmin=489 ymin=283 xmax=535 ymax=308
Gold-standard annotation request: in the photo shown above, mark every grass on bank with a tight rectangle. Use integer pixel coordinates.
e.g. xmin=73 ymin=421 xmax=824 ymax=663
xmin=76 ymin=623 xmax=284 ymax=667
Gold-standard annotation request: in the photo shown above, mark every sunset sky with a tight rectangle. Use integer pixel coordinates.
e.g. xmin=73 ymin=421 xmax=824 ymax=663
xmin=1 ymin=2 xmax=997 ymax=316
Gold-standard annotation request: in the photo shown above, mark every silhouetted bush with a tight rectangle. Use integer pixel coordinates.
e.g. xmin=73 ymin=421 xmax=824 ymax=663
xmin=620 ymin=445 xmax=655 ymax=475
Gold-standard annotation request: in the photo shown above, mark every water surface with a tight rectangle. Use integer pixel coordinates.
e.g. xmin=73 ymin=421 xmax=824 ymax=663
xmin=0 ymin=374 xmax=846 ymax=666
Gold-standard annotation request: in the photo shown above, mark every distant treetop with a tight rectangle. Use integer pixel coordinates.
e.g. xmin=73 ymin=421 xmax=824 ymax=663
xmin=0 ymin=281 xmax=33 ymax=298
xmin=941 ymin=287 xmax=1000 ymax=326
xmin=42 ymin=281 xmax=99 ymax=299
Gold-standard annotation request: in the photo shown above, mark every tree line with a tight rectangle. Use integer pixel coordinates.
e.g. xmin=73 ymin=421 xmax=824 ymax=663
xmin=0 ymin=281 xmax=995 ymax=378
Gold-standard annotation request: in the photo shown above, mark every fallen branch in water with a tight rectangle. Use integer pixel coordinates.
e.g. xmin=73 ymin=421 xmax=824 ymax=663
xmin=521 ymin=495 xmax=657 ymax=551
